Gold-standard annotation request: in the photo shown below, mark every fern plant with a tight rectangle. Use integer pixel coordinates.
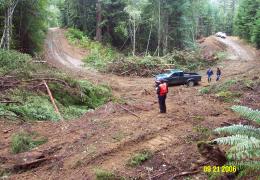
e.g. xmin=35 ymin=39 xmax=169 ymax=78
xmin=213 ymin=105 xmax=260 ymax=178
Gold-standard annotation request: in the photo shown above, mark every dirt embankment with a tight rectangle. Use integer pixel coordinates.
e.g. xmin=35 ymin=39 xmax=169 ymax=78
xmin=0 ymin=29 xmax=259 ymax=180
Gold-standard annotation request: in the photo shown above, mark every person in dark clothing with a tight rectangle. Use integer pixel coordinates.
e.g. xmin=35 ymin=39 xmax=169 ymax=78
xmin=206 ymin=68 xmax=214 ymax=83
xmin=216 ymin=67 xmax=221 ymax=81
xmin=156 ymin=80 xmax=168 ymax=113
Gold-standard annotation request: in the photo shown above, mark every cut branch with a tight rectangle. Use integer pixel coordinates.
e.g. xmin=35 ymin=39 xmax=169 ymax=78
xmin=43 ymin=80 xmax=63 ymax=121
xmin=118 ymin=104 xmax=140 ymax=119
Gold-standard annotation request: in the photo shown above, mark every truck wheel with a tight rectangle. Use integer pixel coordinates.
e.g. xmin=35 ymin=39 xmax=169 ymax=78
xmin=187 ymin=81 xmax=195 ymax=87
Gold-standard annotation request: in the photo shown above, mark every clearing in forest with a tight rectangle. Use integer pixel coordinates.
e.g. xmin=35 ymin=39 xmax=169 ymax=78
xmin=1 ymin=28 xmax=259 ymax=180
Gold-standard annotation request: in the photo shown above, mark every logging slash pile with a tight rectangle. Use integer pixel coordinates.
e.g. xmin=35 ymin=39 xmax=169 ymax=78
xmin=0 ymin=49 xmax=112 ymax=121
xmin=106 ymin=51 xmax=212 ymax=77
xmin=66 ymin=28 xmax=212 ymax=77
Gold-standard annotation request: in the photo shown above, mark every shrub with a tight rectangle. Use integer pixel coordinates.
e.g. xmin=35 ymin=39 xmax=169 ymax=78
xmin=213 ymin=106 xmax=260 ymax=178
xmin=127 ymin=150 xmax=152 ymax=167
xmin=65 ymin=28 xmax=119 ymax=70
xmin=62 ymin=106 xmax=87 ymax=120
xmin=0 ymin=49 xmax=33 ymax=76
xmin=193 ymin=125 xmax=211 ymax=140
xmin=11 ymin=132 xmax=47 ymax=154
xmin=215 ymin=90 xmax=241 ymax=102
xmin=2 ymin=80 xmax=111 ymax=121
xmin=78 ymin=80 xmax=112 ymax=109
xmin=95 ymin=169 xmax=116 ymax=180
xmin=66 ymin=28 xmax=85 ymax=40
xmin=215 ymin=51 xmax=228 ymax=61
xmin=199 ymin=87 xmax=210 ymax=94
xmin=6 ymin=94 xmax=60 ymax=121
xmin=213 ymin=79 xmax=238 ymax=93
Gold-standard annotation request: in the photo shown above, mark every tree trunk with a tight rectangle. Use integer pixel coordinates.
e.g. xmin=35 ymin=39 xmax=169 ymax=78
xmin=96 ymin=0 xmax=102 ymax=42
xmin=163 ymin=14 xmax=169 ymax=55
xmin=132 ymin=19 xmax=136 ymax=56
xmin=0 ymin=0 xmax=19 ymax=50
xmin=0 ymin=10 xmax=7 ymax=48
xmin=145 ymin=23 xmax=152 ymax=56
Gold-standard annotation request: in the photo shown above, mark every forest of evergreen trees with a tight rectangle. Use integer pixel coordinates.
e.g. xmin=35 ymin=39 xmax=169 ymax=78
xmin=59 ymin=0 xmax=260 ymax=55
xmin=0 ymin=0 xmax=259 ymax=55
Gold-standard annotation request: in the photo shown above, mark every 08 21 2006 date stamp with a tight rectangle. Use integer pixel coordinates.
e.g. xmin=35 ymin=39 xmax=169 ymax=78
xmin=203 ymin=165 xmax=237 ymax=173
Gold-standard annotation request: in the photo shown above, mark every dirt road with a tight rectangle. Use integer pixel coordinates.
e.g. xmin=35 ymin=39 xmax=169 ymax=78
xmin=215 ymin=36 xmax=258 ymax=77
xmin=1 ymin=29 xmax=259 ymax=180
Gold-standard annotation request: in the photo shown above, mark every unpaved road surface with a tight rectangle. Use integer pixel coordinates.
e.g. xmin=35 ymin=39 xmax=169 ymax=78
xmin=1 ymin=29 xmax=259 ymax=180
xmin=215 ymin=36 xmax=259 ymax=77
xmin=217 ymin=36 xmax=256 ymax=61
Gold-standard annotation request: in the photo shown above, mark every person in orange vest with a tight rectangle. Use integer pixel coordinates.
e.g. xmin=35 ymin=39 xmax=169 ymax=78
xmin=156 ymin=79 xmax=169 ymax=113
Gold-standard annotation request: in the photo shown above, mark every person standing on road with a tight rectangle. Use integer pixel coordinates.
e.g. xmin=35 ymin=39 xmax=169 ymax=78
xmin=156 ymin=80 xmax=168 ymax=113
xmin=206 ymin=68 xmax=214 ymax=83
xmin=216 ymin=67 xmax=221 ymax=81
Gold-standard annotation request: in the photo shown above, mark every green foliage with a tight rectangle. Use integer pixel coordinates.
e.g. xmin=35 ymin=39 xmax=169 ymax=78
xmin=199 ymin=79 xmax=243 ymax=102
xmin=234 ymin=0 xmax=260 ymax=48
xmin=61 ymin=106 xmax=87 ymax=120
xmin=213 ymin=106 xmax=260 ymax=178
xmin=213 ymin=79 xmax=238 ymax=92
xmin=7 ymin=95 xmax=61 ymax=121
xmin=59 ymin=0 xmax=241 ymax=53
xmin=66 ymin=28 xmax=119 ymax=70
xmin=0 ymin=49 xmax=32 ymax=75
xmin=199 ymin=87 xmax=210 ymax=94
xmin=231 ymin=106 xmax=260 ymax=123
xmin=215 ymin=90 xmax=241 ymax=102
xmin=77 ymin=80 xmax=112 ymax=109
xmin=127 ymin=150 xmax=152 ymax=167
xmin=215 ymin=52 xmax=228 ymax=61
xmin=95 ymin=169 xmax=116 ymax=180
xmin=107 ymin=51 xmax=211 ymax=77
xmin=66 ymin=28 xmax=85 ymax=40
xmin=47 ymin=2 xmax=62 ymax=27
xmin=13 ymin=0 xmax=48 ymax=53
xmin=11 ymin=132 xmax=47 ymax=154
xmin=0 ymin=49 xmax=112 ymax=121
xmin=193 ymin=125 xmax=211 ymax=140
xmin=215 ymin=124 xmax=260 ymax=139
xmin=252 ymin=12 xmax=260 ymax=48
xmin=0 ymin=79 xmax=112 ymax=121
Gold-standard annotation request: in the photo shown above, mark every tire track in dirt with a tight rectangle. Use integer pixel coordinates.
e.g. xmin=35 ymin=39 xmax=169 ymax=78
xmin=212 ymin=36 xmax=259 ymax=78
xmin=61 ymin=121 xmax=192 ymax=179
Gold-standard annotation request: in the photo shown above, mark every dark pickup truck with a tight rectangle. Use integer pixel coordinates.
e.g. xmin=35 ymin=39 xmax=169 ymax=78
xmin=155 ymin=69 xmax=201 ymax=87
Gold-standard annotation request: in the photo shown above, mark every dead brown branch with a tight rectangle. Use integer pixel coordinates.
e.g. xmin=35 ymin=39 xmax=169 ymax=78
xmin=169 ymin=170 xmax=200 ymax=179
xmin=0 ymin=100 xmax=21 ymax=104
xmin=43 ymin=80 xmax=63 ymax=121
xmin=118 ymin=104 xmax=140 ymax=119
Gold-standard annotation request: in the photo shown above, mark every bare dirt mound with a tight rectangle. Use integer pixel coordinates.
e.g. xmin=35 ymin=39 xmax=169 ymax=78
xmin=199 ymin=36 xmax=227 ymax=61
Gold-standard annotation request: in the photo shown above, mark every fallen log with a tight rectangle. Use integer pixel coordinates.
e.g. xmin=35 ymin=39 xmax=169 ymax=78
xmin=12 ymin=157 xmax=50 ymax=172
